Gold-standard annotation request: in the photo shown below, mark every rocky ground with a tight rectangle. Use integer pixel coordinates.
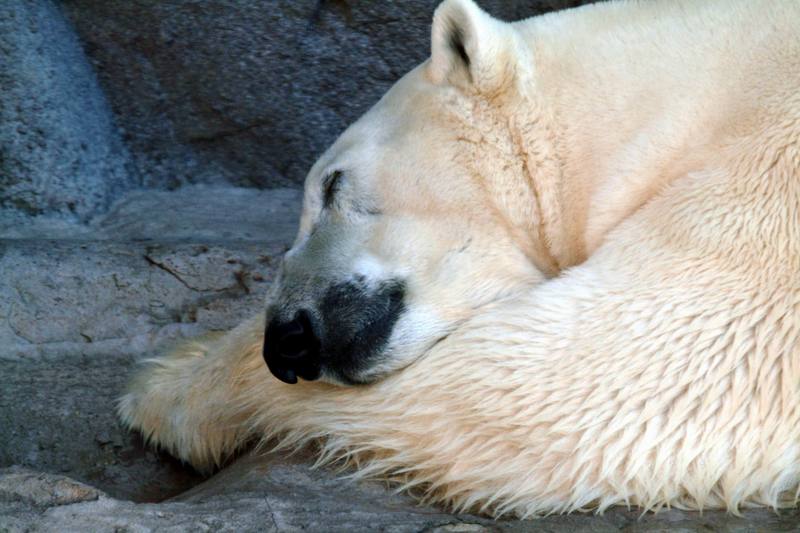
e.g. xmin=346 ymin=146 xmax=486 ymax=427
xmin=1 ymin=186 xmax=300 ymax=505
xmin=2 ymin=186 xmax=800 ymax=532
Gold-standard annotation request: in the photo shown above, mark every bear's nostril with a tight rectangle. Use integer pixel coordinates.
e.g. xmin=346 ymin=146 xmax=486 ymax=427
xmin=263 ymin=309 xmax=321 ymax=384
xmin=277 ymin=330 xmax=309 ymax=359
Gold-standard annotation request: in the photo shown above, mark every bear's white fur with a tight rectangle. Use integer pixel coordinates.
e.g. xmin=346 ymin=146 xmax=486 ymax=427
xmin=119 ymin=0 xmax=800 ymax=517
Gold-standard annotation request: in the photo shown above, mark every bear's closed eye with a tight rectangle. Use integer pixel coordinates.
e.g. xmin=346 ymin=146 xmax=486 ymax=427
xmin=323 ymin=170 xmax=343 ymax=208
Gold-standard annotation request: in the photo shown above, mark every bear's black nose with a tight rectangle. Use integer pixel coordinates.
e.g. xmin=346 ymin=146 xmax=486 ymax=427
xmin=263 ymin=309 xmax=321 ymax=384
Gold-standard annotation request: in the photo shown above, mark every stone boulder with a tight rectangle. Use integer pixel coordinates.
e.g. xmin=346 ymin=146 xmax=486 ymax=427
xmin=3 ymin=458 xmax=800 ymax=532
xmin=0 ymin=186 xmax=299 ymax=502
xmin=0 ymin=0 xmax=136 ymax=222
xmin=59 ymin=0 xmax=590 ymax=190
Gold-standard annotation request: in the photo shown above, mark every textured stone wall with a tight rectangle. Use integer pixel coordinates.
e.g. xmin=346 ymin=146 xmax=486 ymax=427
xmin=1 ymin=0 xmax=590 ymax=223
xmin=57 ymin=0 xmax=586 ymax=190
xmin=0 ymin=0 xmax=137 ymax=221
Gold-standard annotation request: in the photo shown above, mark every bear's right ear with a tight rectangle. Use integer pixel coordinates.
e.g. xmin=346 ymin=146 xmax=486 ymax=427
xmin=429 ymin=0 xmax=518 ymax=94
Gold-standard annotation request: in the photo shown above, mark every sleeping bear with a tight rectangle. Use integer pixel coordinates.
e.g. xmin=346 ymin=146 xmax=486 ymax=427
xmin=120 ymin=0 xmax=800 ymax=516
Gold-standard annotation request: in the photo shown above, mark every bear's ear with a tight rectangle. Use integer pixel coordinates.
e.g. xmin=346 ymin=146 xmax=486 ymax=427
xmin=429 ymin=0 xmax=517 ymax=94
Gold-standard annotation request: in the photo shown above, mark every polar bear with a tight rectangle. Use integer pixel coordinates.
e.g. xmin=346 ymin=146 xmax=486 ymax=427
xmin=119 ymin=0 xmax=800 ymax=517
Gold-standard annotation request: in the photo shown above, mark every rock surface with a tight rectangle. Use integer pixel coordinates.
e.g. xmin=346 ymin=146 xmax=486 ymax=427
xmin=0 ymin=0 xmax=592 ymax=236
xmin=2 ymin=458 xmax=800 ymax=532
xmin=1 ymin=187 xmax=299 ymax=502
xmin=59 ymin=0 xmax=590 ymax=190
xmin=0 ymin=0 xmax=136 ymax=222
xmin=0 ymin=186 xmax=302 ymax=361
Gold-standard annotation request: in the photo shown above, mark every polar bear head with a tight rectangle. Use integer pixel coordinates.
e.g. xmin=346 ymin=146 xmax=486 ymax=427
xmin=264 ymin=0 xmax=559 ymax=385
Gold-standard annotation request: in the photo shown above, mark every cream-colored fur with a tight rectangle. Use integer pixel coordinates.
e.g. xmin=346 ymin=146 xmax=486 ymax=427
xmin=119 ymin=0 xmax=800 ymax=517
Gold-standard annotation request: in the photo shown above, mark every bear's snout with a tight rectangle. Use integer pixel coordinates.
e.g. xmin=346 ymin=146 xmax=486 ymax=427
xmin=263 ymin=309 xmax=322 ymax=384
xmin=263 ymin=277 xmax=406 ymax=385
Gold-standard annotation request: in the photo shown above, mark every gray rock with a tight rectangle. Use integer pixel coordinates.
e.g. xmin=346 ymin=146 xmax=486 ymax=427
xmin=0 ymin=354 xmax=206 ymax=503
xmin=0 ymin=466 xmax=101 ymax=507
xmin=0 ymin=186 xmax=298 ymax=501
xmin=59 ymin=0 xmax=592 ymax=190
xmin=0 ymin=0 xmax=136 ymax=221
xmin=0 ymin=184 xmax=302 ymax=241
xmin=0 ymin=186 xmax=301 ymax=361
xmin=93 ymin=186 xmax=302 ymax=244
xmin=0 ymin=238 xmax=276 ymax=360
xmin=2 ymin=458 xmax=799 ymax=532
